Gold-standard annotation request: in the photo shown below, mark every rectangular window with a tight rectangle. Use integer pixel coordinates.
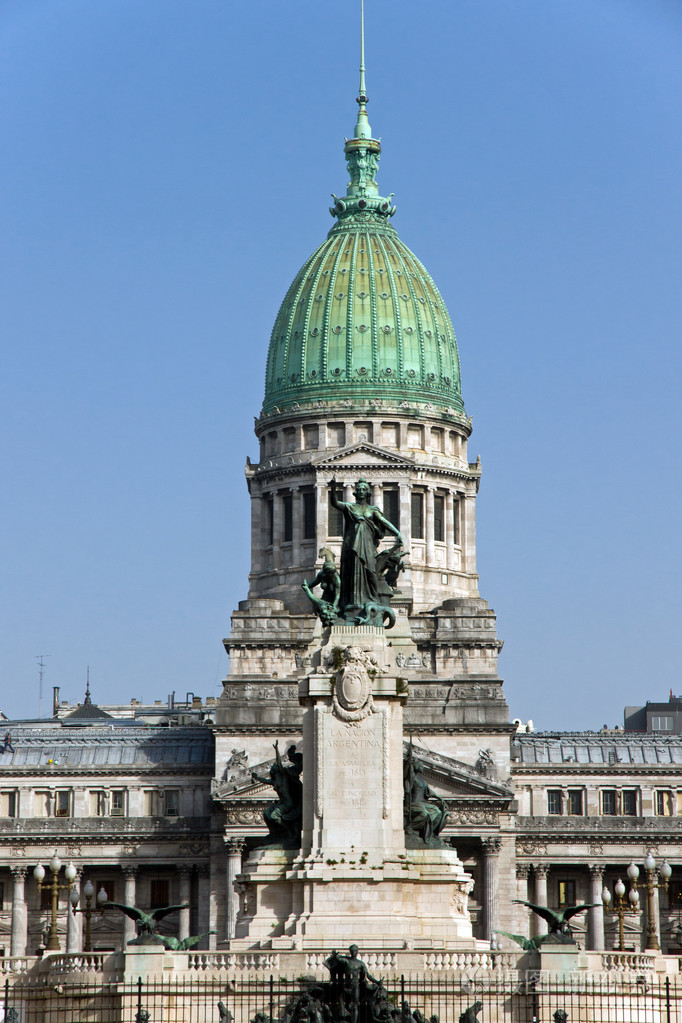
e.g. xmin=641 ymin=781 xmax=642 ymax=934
xmin=265 ymin=497 xmax=274 ymax=546
xmin=40 ymin=884 xmax=52 ymax=909
xmin=656 ymin=790 xmax=673 ymax=816
xmin=567 ymin=791 xmax=583 ymax=816
xmin=110 ymin=790 xmax=125 ymax=816
xmin=411 ymin=493 xmax=424 ymax=539
xmin=94 ymin=880 xmax=115 ymax=904
xmin=302 ymin=491 xmax=316 ymax=540
xmin=144 ymin=791 xmax=158 ymax=816
xmin=558 ymin=880 xmax=576 ymax=907
xmin=0 ymin=883 xmax=4 ymax=910
xmin=164 ymin=790 xmax=179 ymax=817
xmin=34 ymin=791 xmax=50 ymax=818
xmin=150 ymin=879 xmax=170 ymax=909
xmin=622 ymin=790 xmax=638 ymax=816
xmin=282 ymin=494 xmax=293 ymax=542
xmin=90 ymin=791 xmax=106 ymax=817
xmin=327 ymin=423 xmax=345 ymax=448
xmin=383 ymin=489 xmax=400 ymax=532
xmin=302 ymin=425 xmax=319 ymax=450
xmin=407 ymin=424 xmax=423 ymax=449
xmin=0 ymin=792 xmax=17 ymax=817
xmin=547 ymin=790 xmax=562 ymax=815
xmin=601 ymin=790 xmax=617 ymax=816
xmin=434 ymin=495 xmax=445 ymax=542
xmin=651 ymin=715 xmax=674 ymax=730
xmin=328 ymin=490 xmax=344 ymax=537
xmin=55 ymin=791 xmax=71 ymax=818
xmin=282 ymin=427 xmax=296 ymax=452
xmin=431 ymin=427 xmax=445 ymax=453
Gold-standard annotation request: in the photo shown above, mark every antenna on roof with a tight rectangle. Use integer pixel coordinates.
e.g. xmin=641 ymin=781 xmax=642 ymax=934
xmin=36 ymin=654 xmax=50 ymax=718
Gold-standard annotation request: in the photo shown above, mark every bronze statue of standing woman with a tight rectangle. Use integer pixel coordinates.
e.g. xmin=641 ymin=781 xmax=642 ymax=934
xmin=329 ymin=478 xmax=403 ymax=627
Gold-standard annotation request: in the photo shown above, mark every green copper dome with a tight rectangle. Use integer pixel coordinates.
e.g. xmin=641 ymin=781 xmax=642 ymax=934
xmin=262 ymin=45 xmax=464 ymax=419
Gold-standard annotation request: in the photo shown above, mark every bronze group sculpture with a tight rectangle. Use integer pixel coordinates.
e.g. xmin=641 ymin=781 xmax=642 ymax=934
xmin=303 ymin=479 xmax=404 ymax=630
xmin=403 ymin=745 xmax=448 ymax=848
xmin=251 ymin=741 xmax=303 ymax=849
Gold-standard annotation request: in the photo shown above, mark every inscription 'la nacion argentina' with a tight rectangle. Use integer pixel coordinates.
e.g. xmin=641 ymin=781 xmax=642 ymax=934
xmin=327 ymin=737 xmax=380 ymax=749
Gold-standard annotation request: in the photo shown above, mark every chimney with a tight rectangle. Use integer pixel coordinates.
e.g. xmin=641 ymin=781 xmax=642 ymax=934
xmin=52 ymin=686 xmax=60 ymax=717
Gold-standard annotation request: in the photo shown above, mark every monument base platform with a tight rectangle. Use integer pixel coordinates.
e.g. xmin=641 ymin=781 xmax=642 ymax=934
xmin=231 ymin=846 xmax=475 ymax=951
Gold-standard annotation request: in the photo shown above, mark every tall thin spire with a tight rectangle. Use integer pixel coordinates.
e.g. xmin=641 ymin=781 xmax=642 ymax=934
xmin=354 ymin=0 xmax=372 ymax=140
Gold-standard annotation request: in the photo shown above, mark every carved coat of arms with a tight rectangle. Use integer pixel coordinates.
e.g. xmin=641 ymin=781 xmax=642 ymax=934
xmin=332 ymin=646 xmax=376 ymax=723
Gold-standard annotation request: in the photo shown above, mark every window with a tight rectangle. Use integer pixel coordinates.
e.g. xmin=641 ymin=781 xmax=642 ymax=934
xmin=558 ymin=880 xmax=576 ymax=907
xmin=303 ymin=425 xmax=319 ymax=450
xmin=282 ymin=494 xmax=293 ymax=542
xmin=601 ymin=790 xmax=617 ymax=816
xmin=656 ymin=790 xmax=673 ymax=816
xmin=383 ymin=489 xmax=399 ymax=532
xmin=411 ymin=493 xmax=424 ymax=539
xmin=55 ymin=791 xmax=71 ymax=818
xmin=434 ymin=495 xmax=445 ymax=542
xmin=622 ymin=790 xmax=638 ymax=816
xmin=431 ymin=428 xmax=445 ymax=453
xmin=150 ymin=879 xmax=170 ymax=909
xmin=34 ymin=791 xmax=50 ymax=818
xmin=40 ymin=884 xmax=52 ymax=909
xmin=547 ymin=790 xmax=562 ymax=815
xmin=328 ymin=489 xmax=344 ymax=537
xmin=265 ymin=496 xmax=274 ymax=546
xmin=327 ymin=423 xmax=345 ymax=448
xmin=110 ymin=790 xmax=125 ymax=817
xmin=144 ymin=791 xmax=159 ymax=816
xmin=381 ymin=423 xmax=399 ymax=448
xmin=567 ymin=791 xmax=583 ymax=816
xmin=0 ymin=791 xmax=17 ymax=817
xmin=0 ymin=883 xmax=4 ymax=910
xmin=90 ymin=791 xmax=106 ymax=817
xmin=407 ymin=424 xmax=423 ymax=449
xmin=302 ymin=491 xmax=316 ymax=540
xmin=651 ymin=715 xmax=674 ymax=731
xmin=164 ymin=790 xmax=179 ymax=817
xmin=282 ymin=427 xmax=296 ymax=452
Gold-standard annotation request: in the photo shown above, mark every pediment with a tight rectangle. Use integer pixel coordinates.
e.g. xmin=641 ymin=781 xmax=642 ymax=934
xmin=313 ymin=441 xmax=414 ymax=469
xmin=405 ymin=743 xmax=514 ymax=800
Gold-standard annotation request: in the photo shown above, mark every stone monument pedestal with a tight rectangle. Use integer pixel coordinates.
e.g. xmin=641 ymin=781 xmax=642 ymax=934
xmin=230 ymin=627 xmax=476 ymax=953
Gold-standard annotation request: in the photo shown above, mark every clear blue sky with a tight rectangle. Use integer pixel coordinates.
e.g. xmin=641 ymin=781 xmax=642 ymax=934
xmin=1 ymin=0 xmax=680 ymax=728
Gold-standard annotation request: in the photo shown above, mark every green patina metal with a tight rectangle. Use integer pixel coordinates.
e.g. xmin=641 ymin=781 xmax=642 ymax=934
xmin=261 ymin=14 xmax=465 ymax=419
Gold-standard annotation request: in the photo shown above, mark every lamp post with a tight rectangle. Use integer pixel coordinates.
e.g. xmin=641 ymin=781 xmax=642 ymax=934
xmin=637 ymin=851 xmax=672 ymax=952
xmin=33 ymin=856 xmax=77 ymax=951
xmin=69 ymin=880 xmax=108 ymax=952
xmin=602 ymin=865 xmax=640 ymax=951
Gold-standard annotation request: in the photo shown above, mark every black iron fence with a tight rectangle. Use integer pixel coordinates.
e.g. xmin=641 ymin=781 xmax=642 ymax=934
xmin=3 ymin=971 xmax=681 ymax=1023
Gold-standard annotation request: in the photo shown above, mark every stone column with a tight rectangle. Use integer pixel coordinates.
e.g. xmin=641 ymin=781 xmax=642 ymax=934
xmin=291 ymin=485 xmax=302 ymax=569
xmin=445 ymin=491 xmax=456 ymax=570
xmin=178 ymin=867 xmax=192 ymax=941
xmin=66 ymin=870 xmax=81 ymax=953
xmin=425 ymin=487 xmax=435 ymax=565
xmin=9 ymin=867 xmax=28 ymax=957
xmin=197 ymin=864 xmax=212 ymax=949
xmin=121 ymin=867 xmax=138 ymax=948
xmin=589 ymin=864 xmax=605 ymax=950
xmin=482 ymin=838 xmax=501 ymax=941
xmin=225 ymin=837 xmax=246 ymax=940
xmin=272 ymin=492 xmax=283 ymax=571
xmin=516 ymin=865 xmax=531 ymax=938
xmin=533 ymin=865 xmax=550 ymax=935
xmin=399 ymin=483 xmax=411 ymax=550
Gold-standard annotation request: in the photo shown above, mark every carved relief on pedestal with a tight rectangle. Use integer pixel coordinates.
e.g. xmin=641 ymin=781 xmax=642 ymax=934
xmin=332 ymin=646 xmax=377 ymax=723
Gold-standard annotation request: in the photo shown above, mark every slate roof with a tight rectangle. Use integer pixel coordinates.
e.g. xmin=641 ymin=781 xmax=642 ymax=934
xmin=0 ymin=726 xmax=213 ymax=768
xmin=513 ymin=732 xmax=682 ymax=765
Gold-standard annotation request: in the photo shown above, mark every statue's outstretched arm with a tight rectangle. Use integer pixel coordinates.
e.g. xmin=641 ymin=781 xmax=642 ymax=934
xmin=373 ymin=509 xmax=403 ymax=545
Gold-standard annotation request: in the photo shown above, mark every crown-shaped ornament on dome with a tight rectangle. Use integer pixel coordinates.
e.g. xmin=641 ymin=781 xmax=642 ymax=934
xmin=330 ymin=0 xmax=396 ymax=222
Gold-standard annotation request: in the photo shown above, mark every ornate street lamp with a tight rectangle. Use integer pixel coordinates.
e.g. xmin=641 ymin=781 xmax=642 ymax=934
xmin=602 ymin=867 xmax=640 ymax=951
xmin=636 ymin=852 xmax=672 ymax=951
xmin=69 ymin=880 xmax=108 ymax=952
xmin=33 ymin=856 xmax=77 ymax=951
